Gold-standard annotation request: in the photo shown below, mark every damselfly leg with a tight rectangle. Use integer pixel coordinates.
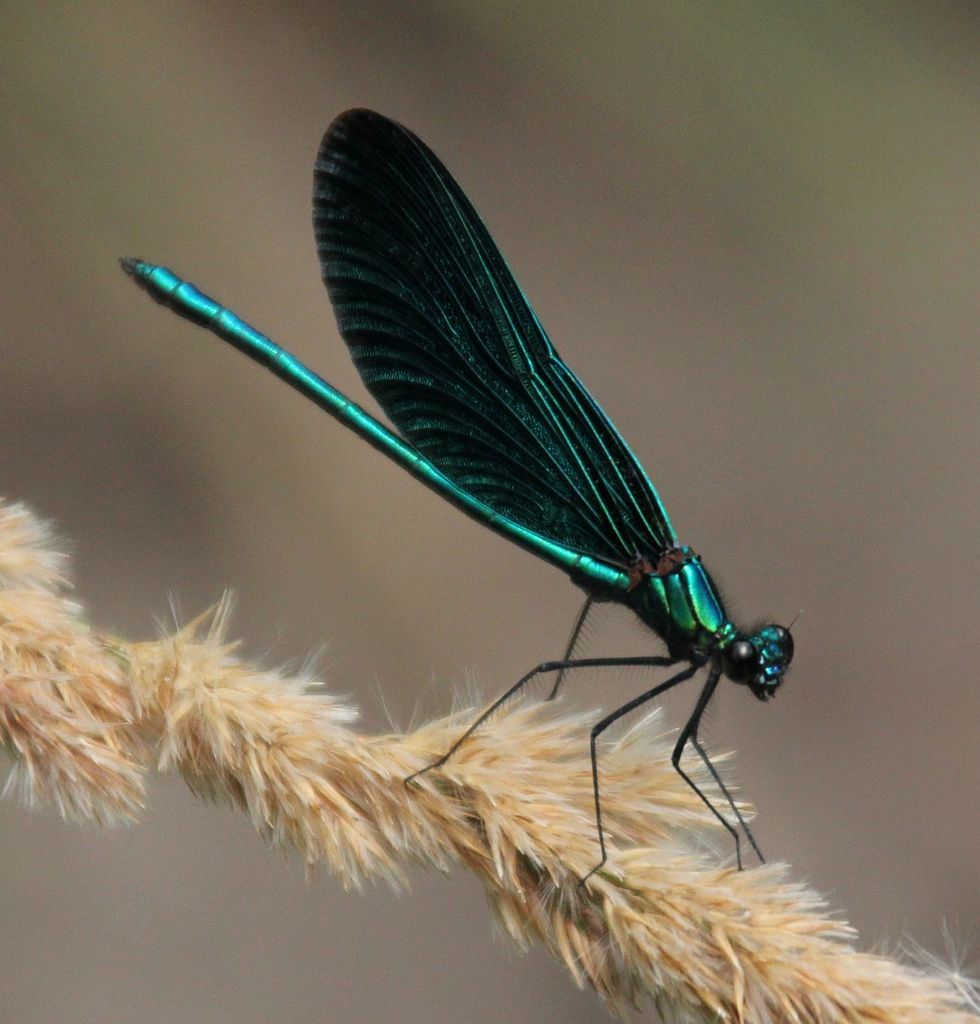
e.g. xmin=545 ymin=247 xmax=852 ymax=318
xmin=672 ymin=667 xmax=765 ymax=870
xmin=404 ymin=651 xmax=680 ymax=788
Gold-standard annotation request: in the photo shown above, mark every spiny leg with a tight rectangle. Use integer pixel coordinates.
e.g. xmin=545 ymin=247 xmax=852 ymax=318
xmin=579 ymin=663 xmax=699 ymax=885
xmin=404 ymin=653 xmax=679 ymax=787
xmin=670 ymin=668 xmax=763 ymax=869
xmin=689 ymin=735 xmax=764 ymax=864
xmin=546 ymin=595 xmax=594 ymax=700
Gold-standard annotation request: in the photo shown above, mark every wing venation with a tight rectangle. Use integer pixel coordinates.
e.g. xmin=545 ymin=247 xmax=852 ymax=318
xmin=313 ymin=109 xmax=676 ymax=563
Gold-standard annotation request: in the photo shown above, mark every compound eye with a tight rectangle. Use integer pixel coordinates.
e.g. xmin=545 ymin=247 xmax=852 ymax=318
xmin=772 ymin=626 xmax=794 ymax=665
xmin=723 ymin=639 xmax=756 ymax=682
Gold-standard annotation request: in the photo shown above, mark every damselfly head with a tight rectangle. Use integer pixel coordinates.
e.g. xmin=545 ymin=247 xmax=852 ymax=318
xmin=722 ymin=624 xmax=794 ymax=700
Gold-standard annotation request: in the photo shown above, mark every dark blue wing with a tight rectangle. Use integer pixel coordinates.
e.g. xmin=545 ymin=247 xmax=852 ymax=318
xmin=313 ymin=109 xmax=676 ymax=564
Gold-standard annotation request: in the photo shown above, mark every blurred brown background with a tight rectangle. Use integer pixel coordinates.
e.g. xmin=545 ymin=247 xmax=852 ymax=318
xmin=1 ymin=3 xmax=977 ymax=1022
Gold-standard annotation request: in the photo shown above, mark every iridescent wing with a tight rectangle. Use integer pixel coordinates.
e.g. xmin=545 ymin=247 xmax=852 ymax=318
xmin=314 ymin=109 xmax=675 ymax=564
